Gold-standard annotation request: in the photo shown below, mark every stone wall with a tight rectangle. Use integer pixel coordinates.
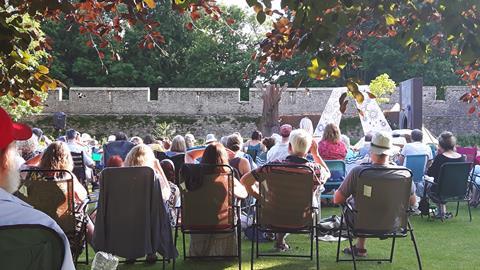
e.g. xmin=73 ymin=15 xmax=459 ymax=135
xmin=35 ymin=86 xmax=478 ymax=138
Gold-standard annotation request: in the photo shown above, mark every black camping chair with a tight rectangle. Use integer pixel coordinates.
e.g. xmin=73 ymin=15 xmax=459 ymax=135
xmin=250 ymin=164 xmax=319 ymax=270
xmin=0 ymin=224 xmax=65 ymax=270
xmin=93 ymin=166 xmax=177 ymax=269
xmin=17 ymin=169 xmax=89 ymax=266
xmin=169 ymin=154 xmax=185 ymax=185
xmin=175 ymin=164 xmax=242 ymax=270
xmin=71 ymin=151 xmax=88 ymax=188
xmin=335 ymin=167 xmax=422 ymax=270
xmin=424 ymin=162 xmax=473 ymax=221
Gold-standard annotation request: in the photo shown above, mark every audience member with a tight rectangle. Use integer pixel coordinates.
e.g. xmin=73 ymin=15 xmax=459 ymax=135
xmin=103 ymin=132 xmax=135 ymax=163
xmin=16 ymin=133 xmax=39 ymax=161
xmin=189 ymin=142 xmax=247 ymax=257
xmin=65 ymin=129 xmax=95 ymax=180
xmin=398 ymin=129 xmax=433 ymax=166
xmin=226 ymin=135 xmax=251 ymax=178
xmin=166 ymin=135 xmax=186 ymax=157
xmin=205 ymin=134 xmax=217 ymax=145
xmin=0 ymin=108 xmax=76 ymax=270
xmin=106 ymin=155 xmax=124 ymax=168
xmin=318 ymin=123 xmax=347 ymax=160
xmin=185 ymin=134 xmax=197 ymax=150
xmin=266 ymin=124 xmax=292 ymax=163
xmin=129 ymin=136 xmax=143 ymax=145
xmin=334 ymin=131 xmax=416 ymax=257
xmin=358 ymin=132 xmax=374 ymax=158
xmin=299 ymin=117 xmax=314 ymax=136
xmin=242 ymin=129 xmax=329 ymax=252
xmin=256 ymin=137 xmax=276 ymax=166
xmin=425 ymin=131 xmax=464 ymax=219
xmin=243 ymin=130 xmax=266 ymax=162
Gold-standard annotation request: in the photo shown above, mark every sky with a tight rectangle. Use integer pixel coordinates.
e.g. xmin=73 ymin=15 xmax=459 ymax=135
xmin=219 ymin=0 xmax=281 ymax=11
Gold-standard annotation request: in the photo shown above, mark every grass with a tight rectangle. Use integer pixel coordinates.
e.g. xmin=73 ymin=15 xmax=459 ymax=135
xmin=76 ymin=203 xmax=479 ymax=270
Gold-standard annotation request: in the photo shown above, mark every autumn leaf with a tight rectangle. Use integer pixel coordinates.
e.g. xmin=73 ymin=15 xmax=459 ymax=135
xmin=385 ymin=14 xmax=396 ymax=25
xmin=340 ymin=100 xmax=348 ymax=114
xmin=143 ymin=0 xmax=156 ymax=9
xmin=339 ymin=92 xmax=347 ymax=106
xmin=367 ymin=92 xmax=377 ymax=99
xmin=37 ymin=65 xmax=49 ymax=74
xmin=468 ymin=106 xmax=476 ymax=114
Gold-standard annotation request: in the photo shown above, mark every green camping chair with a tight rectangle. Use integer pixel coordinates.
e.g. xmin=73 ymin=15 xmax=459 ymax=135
xmin=0 ymin=224 xmax=65 ymax=270
xmin=321 ymin=160 xmax=347 ymax=199
xmin=250 ymin=164 xmax=319 ymax=270
xmin=17 ymin=169 xmax=89 ymax=265
xmin=335 ymin=167 xmax=422 ymax=270
xmin=425 ymin=162 xmax=473 ymax=221
xmin=176 ymin=164 xmax=241 ymax=270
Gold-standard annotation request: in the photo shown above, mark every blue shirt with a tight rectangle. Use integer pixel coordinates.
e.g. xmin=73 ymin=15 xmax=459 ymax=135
xmin=0 ymin=188 xmax=75 ymax=270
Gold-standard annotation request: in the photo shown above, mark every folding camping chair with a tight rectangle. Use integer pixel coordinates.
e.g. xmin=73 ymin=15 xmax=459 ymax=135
xmin=424 ymin=162 xmax=473 ymax=221
xmin=250 ymin=164 xmax=319 ymax=270
xmin=17 ymin=169 xmax=89 ymax=265
xmin=335 ymin=167 xmax=422 ymax=270
xmin=93 ymin=166 xmax=177 ymax=269
xmin=175 ymin=164 xmax=242 ymax=270
xmin=71 ymin=152 xmax=88 ymax=188
xmin=321 ymin=160 xmax=347 ymax=199
xmin=456 ymin=147 xmax=477 ymax=164
xmin=0 ymin=224 xmax=65 ymax=270
xmin=404 ymin=154 xmax=428 ymax=197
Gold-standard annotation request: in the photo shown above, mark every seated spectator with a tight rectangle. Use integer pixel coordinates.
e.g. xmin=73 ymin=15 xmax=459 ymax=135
xmin=144 ymin=134 xmax=166 ymax=153
xmin=266 ymin=124 xmax=292 ymax=163
xmin=124 ymin=144 xmax=180 ymax=223
xmin=334 ymin=131 xmax=416 ymax=257
xmin=16 ymin=133 xmax=40 ymax=161
xmin=0 ymin=108 xmax=75 ymax=270
xmin=129 ymin=136 xmax=143 ymax=145
xmin=299 ymin=116 xmax=314 ymax=136
xmin=341 ymin=134 xmax=357 ymax=160
xmin=205 ymin=134 xmax=217 ymax=145
xmin=106 ymin=155 xmax=124 ymax=168
xmin=185 ymin=133 xmax=203 ymax=151
xmin=243 ymin=130 xmax=266 ymax=162
xmin=166 ymin=135 xmax=186 ymax=157
xmin=32 ymin=127 xmax=51 ymax=150
xmin=358 ymin=132 xmax=373 ymax=158
xmin=65 ymin=129 xmax=95 ymax=180
xmin=318 ymin=123 xmax=347 ymax=160
xmin=189 ymin=142 xmax=247 ymax=257
xmin=256 ymin=137 xmax=276 ymax=166
xmin=425 ymin=131 xmax=465 ymax=219
xmin=102 ymin=132 xmax=135 ymax=163
xmin=241 ymin=129 xmax=330 ymax=252
xmin=226 ymin=135 xmax=251 ymax=178
xmin=397 ymin=129 xmax=433 ymax=166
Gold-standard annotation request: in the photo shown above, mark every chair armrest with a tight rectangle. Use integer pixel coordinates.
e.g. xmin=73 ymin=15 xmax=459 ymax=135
xmin=424 ymin=178 xmax=436 ymax=185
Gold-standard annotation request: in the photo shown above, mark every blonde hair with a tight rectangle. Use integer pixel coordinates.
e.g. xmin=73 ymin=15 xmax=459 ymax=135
xmin=299 ymin=117 xmax=314 ymax=136
xmin=321 ymin=123 xmax=341 ymax=143
xmin=289 ymin=129 xmax=312 ymax=156
xmin=39 ymin=141 xmax=74 ymax=171
xmin=124 ymin=144 xmax=156 ymax=168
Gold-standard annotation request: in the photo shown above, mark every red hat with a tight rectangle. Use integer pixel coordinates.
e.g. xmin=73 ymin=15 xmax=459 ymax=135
xmin=280 ymin=124 xmax=292 ymax=137
xmin=0 ymin=107 xmax=32 ymax=150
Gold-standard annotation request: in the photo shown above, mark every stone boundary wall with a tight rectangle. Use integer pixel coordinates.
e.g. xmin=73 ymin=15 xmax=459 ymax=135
xmin=39 ymin=86 xmax=478 ymax=136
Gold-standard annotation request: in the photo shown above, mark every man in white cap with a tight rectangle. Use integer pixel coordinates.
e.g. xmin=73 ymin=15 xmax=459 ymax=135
xmin=334 ymin=131 xmax=416 ymax=257
xmin=0 ymin=107 xmax=75 ymax=269
xmin=205 ymin=134 xmax=217 ymax=145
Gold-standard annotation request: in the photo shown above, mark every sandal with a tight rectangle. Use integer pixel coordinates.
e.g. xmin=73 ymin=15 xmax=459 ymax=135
xmin=343 ymin=245 xmax=367 ymax=257
xmin=274 ymin=242 xmax=290 ymax=252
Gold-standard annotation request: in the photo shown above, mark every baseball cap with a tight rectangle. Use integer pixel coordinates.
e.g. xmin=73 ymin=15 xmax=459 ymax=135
xmin=205 ymin=134 xmax=217 ymax=144
xmin=280 ymin=124 xmax=292 ymax=137
xmin=370 ymin=131 xmax=393 ymax=155
xmin=0 ymin=107 xmax=32 ymax=150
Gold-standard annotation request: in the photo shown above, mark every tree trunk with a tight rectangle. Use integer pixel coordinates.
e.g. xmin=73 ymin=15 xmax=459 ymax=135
xmin=258 ymin=83 xmax=287 ymax=136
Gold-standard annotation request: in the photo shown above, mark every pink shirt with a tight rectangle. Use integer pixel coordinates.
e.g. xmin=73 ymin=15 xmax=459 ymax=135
xmin=318 ymin=140 xmax=347 ymax=160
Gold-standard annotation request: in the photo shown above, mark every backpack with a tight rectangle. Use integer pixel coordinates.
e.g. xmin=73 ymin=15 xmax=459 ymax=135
xmin=418 ymin=196 xmax=430 ymax=216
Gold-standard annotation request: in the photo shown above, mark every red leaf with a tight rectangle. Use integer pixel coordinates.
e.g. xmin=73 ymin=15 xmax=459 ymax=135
xmin=147 ymin=42 xmax=154 ymax=49
xmin=98 ymin=51 xmax=105 ymax=59
xmin=86 ymin=40 xmax=93 ymax=47
xmin=185 ymin=22 xmax=193 ymax=30
xmin=190 ymin=11 xmax=201 ymax=21
xmin=226 ymin=18 xmax=235 ymax=25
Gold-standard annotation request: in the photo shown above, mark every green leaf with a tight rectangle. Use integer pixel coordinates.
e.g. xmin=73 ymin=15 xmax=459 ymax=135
xmin=246 ymin=0 xmax=258 ymax=7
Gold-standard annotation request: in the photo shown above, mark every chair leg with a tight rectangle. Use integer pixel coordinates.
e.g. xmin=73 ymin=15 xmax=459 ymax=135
xmin=310 ymin=227 xmax=314 ymax=260
xmin=182 ymin=231 xmax=186 ymax=260
xmin=346 ymin=227 xmax=357 ymax=270
xmin=408 ymin=221 xmax=422 ymax=270
xmin=468 ymin=201 xmax=472 ymax=222
xmin=238 ymin=224 xmax=242 ymax=270
xmin=336 ymin=214 xmax=344 ymax=262
xmin=251 ymin=225 xmax=255 ymax=270
xmin=389 ymin=235 xmax=396 ymax=263
xmin=456 ymin=201 xmax=460 ymax=217
xmin=316 ymin=227 xmax=320 ymax=270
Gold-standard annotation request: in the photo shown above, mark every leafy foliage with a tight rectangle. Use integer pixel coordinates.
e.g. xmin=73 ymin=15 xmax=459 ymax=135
xmin=249 ymin=0 xmax=480 ymax=110
xmin=369 ymin=74 xmax=396 ymax=104
xmin=0 ymin=92 xmax=46 ymax=121
xmin=153 ymin=122 xmax=175 ymax=140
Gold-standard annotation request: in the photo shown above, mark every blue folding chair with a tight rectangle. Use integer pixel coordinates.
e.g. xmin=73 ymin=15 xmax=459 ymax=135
xmin=321 ymin=160 xmax=346 ymax=199
xmin=404 ymin=155 xmax=428 ymax=197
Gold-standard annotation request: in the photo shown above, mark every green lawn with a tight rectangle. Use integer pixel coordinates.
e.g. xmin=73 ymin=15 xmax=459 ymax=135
xmin=77 ymin=203 xmax=478 ymax=270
